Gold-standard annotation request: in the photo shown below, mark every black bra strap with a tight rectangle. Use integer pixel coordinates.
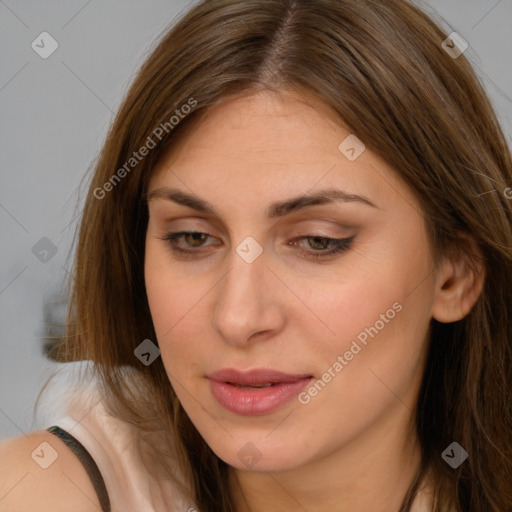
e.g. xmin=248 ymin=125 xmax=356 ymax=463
xmin=46 ymin=425 xmax=111 ymax=512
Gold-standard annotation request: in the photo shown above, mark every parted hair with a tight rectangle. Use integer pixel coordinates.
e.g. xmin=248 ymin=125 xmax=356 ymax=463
xmin=42 ymin=0 xmax=512 ymax=510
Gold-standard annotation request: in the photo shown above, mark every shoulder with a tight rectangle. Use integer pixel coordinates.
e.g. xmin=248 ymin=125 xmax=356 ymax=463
xmin=0 ymin=430 xmax=102 ymax=512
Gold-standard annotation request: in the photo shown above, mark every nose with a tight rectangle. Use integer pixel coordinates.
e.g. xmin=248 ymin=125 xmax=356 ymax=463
xmin=211 ymin=241 xmax=285 ymax=348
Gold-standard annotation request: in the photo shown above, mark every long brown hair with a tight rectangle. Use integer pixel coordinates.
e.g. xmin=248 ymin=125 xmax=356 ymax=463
xmin=40 ymin=0 xmax=512 ymax=510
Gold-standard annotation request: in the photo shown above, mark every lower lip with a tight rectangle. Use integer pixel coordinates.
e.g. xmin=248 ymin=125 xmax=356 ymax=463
xmin=208 ymin=377 xmax=313 ymax=415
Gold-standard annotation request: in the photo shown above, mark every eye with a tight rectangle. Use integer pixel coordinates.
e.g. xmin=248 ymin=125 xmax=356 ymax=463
xmin=157 ymin=231 xmax=217 ymax=259
xmin=290 ymin=235 xmax=355 ymax=260
xmin=157 ymin=231 xmax=355 ymax=261
xmin=166 ymin=231 xmax=211 ymax=248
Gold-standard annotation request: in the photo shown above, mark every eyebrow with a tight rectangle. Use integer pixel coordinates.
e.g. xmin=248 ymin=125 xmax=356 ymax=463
xmin=144 ymin=186 xmax=379 ymax=218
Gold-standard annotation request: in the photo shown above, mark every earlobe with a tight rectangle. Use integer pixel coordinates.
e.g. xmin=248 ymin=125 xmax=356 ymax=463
xmin=431 ymin=232 xmax=486 ymax=323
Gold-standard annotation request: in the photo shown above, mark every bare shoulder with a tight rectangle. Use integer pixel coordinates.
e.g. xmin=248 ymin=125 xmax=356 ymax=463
xmin=0 ymin=430 xmax=103 ymax=512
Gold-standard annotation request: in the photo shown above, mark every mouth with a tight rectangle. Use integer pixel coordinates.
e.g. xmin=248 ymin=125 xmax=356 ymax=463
xmin=206 ymin=368 xmax=314 ymax=415
xmin=207 ymin=367 xmax=313 ymax=385
xmin=227 ymin=382 xmax=276 ymax=389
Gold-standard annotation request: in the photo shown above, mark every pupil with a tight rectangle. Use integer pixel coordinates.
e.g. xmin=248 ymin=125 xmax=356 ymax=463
xmin=188 ymin=233 xmax=205 ymax=246
xmin=309 ymin=236 xmax=327 ymax=250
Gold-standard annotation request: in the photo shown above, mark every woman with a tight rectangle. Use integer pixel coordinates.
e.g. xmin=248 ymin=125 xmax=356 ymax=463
xmin=1 ymin=0 xmax=511 ymax=511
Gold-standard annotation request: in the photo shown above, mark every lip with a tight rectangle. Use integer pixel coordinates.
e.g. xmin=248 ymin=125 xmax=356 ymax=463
xmin=207 ymin=368 xmax=313 ymax=415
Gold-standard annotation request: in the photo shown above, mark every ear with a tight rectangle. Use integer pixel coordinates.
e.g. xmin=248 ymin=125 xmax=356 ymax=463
xmin=431 ymin=231 xmax=486 ymax=323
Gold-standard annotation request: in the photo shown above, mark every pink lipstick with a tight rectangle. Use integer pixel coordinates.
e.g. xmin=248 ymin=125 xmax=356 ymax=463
xmin=207 ymin=368 xmax=313 ymax=415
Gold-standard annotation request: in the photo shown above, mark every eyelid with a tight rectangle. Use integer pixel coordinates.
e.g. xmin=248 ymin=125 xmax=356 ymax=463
xmin=160 ymin=217 xmax=355 ymax=237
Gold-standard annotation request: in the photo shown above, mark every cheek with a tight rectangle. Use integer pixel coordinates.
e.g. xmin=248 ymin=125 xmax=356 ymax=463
xmin=302 ymin=232 xmax=433 ymax=377
xmin=145 ymin=236 xmax=191 ymax=329
xmin=303 ymin=280 xmax=403 ymax=376
xmin=144 ymin=242 xmax=210 ymax=373
xmin=301 ymin=258 xmax=399 ymax=347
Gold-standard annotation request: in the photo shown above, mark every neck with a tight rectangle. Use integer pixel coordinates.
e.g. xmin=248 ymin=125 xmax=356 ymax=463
xmin=228 ymin=401 xmax=426 ymax=512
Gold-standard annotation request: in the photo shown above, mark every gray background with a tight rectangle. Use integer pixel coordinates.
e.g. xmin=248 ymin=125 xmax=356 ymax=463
xmin=1 ymin=0 xmax=511 ymax=440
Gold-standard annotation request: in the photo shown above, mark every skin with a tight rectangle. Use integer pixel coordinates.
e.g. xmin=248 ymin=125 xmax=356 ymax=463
xmin=144 ymin=89 xmax=484 ymax=512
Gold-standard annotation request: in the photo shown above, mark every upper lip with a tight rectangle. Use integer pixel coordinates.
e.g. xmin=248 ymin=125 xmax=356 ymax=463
xmin=207 ymin=368 xmax=312 ymax=385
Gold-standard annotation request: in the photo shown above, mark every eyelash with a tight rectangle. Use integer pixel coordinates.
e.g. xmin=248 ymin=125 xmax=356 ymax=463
xmin=158 ymin=231 xmax=355 ymax=261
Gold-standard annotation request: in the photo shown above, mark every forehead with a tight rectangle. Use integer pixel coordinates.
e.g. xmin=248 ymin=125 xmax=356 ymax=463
xmin=148 ymin=90 xmax=416 ymax=217
xmin=154 ymin=89 xmax=350 ymax=170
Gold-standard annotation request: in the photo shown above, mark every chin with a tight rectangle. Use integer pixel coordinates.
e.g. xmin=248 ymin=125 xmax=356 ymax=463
xmin=205 ymin=433 xmax=311 ymax=473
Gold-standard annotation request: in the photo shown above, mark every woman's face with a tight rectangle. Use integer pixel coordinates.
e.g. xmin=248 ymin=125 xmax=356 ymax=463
xmin=144 ymin=90 xmax=438 ymax=472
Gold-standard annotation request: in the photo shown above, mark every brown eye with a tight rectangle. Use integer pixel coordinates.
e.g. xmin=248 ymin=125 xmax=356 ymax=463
xmin=158 ymin=231 xmax=354 ymax=262
xmin=291 ymin=235 xmax=355 ymax=260
xmin=158 ymin=231 xmax=216 ymax=256
xmin=183 ymin=232 xmax=208 ymax=247
xmin=305 ymin=236 xmax=331 ymax=250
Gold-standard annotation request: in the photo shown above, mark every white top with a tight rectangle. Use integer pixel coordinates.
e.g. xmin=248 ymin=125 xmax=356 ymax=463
xmin=34 ymin=362 xmax=436 ymax=512
xmin=34 ymin=361 xmax=197 ymax=512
